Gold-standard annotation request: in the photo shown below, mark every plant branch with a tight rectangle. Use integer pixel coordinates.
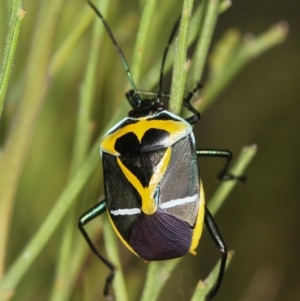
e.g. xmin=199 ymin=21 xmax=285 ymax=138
xmin=199 ymin=21 xmax=289 ymax=112
xmin=190 ymin=250 xmax=235 ymax=301
xmin=169 ymin=0 xmax=195 ymax=114
xmin=0 ymin=1 xmax=25 ymax=119
xmin=131 ymin=0 xmax=159 ymax=83
xmin=0 ymin=0 xmax=65 ymax=281
xmin=0 ymin=96 xmax=128 ymax=299
xmin=49 ymin=1 xmax=109 ymax=301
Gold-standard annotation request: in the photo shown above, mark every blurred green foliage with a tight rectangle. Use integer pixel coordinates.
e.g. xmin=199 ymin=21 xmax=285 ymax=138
xmin=0 ymin=0 xmax=298 ymax=301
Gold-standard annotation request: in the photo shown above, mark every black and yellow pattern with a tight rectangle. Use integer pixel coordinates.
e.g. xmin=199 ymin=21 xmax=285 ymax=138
xmin=101 ymin=111 xmax=205 ymax=260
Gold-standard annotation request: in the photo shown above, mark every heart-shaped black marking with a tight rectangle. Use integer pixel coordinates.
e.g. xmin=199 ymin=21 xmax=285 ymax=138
xmin=115 ymin=129 xmax=170 ymax=187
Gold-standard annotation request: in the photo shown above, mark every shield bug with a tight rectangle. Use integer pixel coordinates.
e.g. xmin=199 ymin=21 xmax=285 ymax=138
xmin=78 ymin=2 xmax=244 ymax=300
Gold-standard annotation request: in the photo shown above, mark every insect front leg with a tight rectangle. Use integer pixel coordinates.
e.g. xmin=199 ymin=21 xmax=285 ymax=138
xmin=183 ymin=82 xmax=202 ymax=125
xmin=78 ymin=200 xmax=115 ymax=297
xmin=126 ymin=89 xmax=141 ymax=109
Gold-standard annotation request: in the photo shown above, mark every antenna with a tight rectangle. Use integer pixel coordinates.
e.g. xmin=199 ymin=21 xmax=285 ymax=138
xmin=88 ymin=1 xmax=138 ymax=94
xmin=157 ymin=16 xmax=181 ymax=102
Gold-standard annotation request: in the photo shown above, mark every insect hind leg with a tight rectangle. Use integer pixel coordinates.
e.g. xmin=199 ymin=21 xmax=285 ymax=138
xmin=204 ymin=206 xmax=227 ymax=301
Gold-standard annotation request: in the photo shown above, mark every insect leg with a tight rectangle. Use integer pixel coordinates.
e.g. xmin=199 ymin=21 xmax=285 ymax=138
xmin=183 ymin=83 xmax=203 ymax=125
xmin=157 ymin=16 xmax=181 ymax=101
xmin=78 ymin=200 xmax=115 ymax=296
xmin=197 ymin=149 xmax=245 ymax=182
xmin=126 ymin=89 xmax=141 ymax=109
xmin=88 ymin=1 xmax=138 ymax=94
xmin=204 ymin=206 xmax=227 ymax=301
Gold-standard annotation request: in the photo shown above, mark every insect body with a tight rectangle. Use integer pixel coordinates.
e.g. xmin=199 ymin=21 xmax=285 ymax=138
xmin=78 ymin=2 xmax=243 ymax=301
xmin=101 ymin=110 xmax=204 ymax=260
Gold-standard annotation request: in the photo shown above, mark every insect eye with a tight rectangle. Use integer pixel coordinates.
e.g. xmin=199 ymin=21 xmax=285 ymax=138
xmin=155 ymin=104 xmax=165 ymax=112
xmin=128 ymin=110 xmax=135 ymax=117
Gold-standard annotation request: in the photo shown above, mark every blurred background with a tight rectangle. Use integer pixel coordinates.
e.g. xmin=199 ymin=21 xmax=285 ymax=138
xmin=0 ymin=0 xmax=299 ymax=301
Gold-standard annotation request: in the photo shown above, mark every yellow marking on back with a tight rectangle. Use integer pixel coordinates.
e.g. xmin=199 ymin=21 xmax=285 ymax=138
xmin=189 ymin=180 xmax=205 ymax=254
xmin=101 ymin=119 xmax=191 ymax=155
xmin=117 ymin=147 xmax=171 ymax=215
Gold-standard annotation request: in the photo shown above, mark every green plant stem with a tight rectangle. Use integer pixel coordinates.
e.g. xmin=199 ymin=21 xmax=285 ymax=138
xmin=68 ymin=220 xmax=102 ymax=294
xmin=219 ymin=0 xmax=232 ymax=14
xmin=208 ymin=144 xmax=257 ymax=215
xmin=0 ymin=95 xmax=128 ymax=299
xmin=71 ymin=0 xmax=109 ymax=176
xmin=0 ymin=0 xmax=65 ymax=280
xmin=49 ymin=1 xmax=109 ymax=301
xmin=190 ymin=250 xmax=235 ymax=301
xmin=0 ymin=141 xmax=99 ymax=300
xmin=184 ymin=0 xmax=230 ymax=96
xmin=140 ymin=258 xmax=181 ymax=301
xmin=0 ymin=1 xmax=25 ymax=119
xmin=188 ymin=0 xmax=220 ymax=87
xmin=103 ymin=215 xmax=129 ymax=301
xmin=169 ymin=0 xmax=195 ymax=114
xmin=131 ymin=0 xmax=159 ymax=83
xmin=199 ymin=21 xmax=289 ymax=112
xmin=49 ymin=7 xmax=94 ymax=77
xmin=139 ymin=0 xmax=227 ymax=97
